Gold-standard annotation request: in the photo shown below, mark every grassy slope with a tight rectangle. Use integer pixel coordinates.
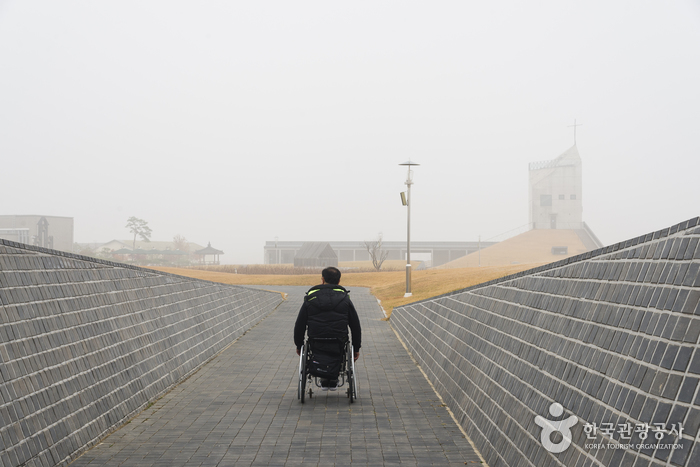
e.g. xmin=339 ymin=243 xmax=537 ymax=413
xmin=149 ymin=263 xmax=540 ymax=317
xmin=439 ymin=229 xmax=587 ymax=268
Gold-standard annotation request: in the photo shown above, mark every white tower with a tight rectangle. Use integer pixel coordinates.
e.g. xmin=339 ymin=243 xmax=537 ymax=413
xmin=528 ymin=145 xmax=583 ymax=230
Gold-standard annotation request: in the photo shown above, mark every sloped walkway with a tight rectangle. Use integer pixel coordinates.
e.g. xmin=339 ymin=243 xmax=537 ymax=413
xmin=70 ymin=286 xmax=483 ymax=466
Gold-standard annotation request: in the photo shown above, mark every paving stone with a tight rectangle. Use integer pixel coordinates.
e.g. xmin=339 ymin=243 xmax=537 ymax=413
xmin=66 ymin=286 xmax=482 ymax=466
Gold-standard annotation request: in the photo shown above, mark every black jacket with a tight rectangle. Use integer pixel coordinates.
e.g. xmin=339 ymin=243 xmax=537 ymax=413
xmin=294 ymin=283 xmax=361 ymax=351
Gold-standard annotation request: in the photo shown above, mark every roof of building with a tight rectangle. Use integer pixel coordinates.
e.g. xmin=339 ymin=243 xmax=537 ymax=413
xmin=295 ymin=242 xmax=337 ymax=259
xmin=0 ymin=214 xmax=74 ymax=220
xmin=194 ymin=242 xmax=224 ymax=255
xmin=528 ymin=144 xmax=581 ymax=171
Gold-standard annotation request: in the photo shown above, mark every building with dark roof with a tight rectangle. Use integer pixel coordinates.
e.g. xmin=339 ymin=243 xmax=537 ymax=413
xmin=293 ymin=242 xmax=338 ymax=268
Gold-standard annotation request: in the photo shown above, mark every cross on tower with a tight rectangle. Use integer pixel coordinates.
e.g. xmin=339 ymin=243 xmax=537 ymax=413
xmin=567 ymin=119 xmax=583 ymax=145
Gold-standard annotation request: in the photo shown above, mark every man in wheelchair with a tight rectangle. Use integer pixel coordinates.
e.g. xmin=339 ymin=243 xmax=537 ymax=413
xmin=294 ymin=267 xmax=362 ymax=391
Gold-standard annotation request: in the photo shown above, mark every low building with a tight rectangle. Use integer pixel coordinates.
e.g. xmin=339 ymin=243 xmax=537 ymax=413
xmin=265 ymin=240 xmax=494 ymax=267
xmin=87 ymin=239 xmax=206 ymax=266
xmin=0 ymin=215 xmax=74 ymax=252
xmin=293 ymin=242 xmax=338 ymax=268
xmin=95 ymin=239 xmax=205 ymax=253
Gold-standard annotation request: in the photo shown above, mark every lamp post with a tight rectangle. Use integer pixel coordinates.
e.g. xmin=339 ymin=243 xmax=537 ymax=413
xmin=399 ymin=160 xmax=419 ymax=297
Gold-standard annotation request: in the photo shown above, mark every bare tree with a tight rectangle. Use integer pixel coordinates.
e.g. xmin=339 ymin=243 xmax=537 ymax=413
xmin=173 ymin=234 xmax=189 ymax=251
xmin=126 ymin=216 xmax=152 ymax=251
xmin=364 ymin=234 xmax=389 ymax=271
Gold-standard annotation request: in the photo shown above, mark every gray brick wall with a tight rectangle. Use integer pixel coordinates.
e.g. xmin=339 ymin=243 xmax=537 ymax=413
xmin=392 ymin=217 xmax=700 ymax=467
xmin=0 ymin=240 xmax=283 ymax=467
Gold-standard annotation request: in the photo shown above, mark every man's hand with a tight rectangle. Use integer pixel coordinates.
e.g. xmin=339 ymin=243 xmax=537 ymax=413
xmin=354 ymin=351 xmax=360 ymax=361
xmin=296 ymin=348 xmax=301 ymax=356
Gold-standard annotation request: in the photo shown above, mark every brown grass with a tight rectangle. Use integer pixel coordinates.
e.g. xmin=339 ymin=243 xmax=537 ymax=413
xmin=190 ymin=264 xmax=321 ymax=275
xmin=439 ymin=229 xmax=588 ymax=268
xmin=149 ymin=263 xmax=540 ymax=317
xmin=191 ymin=260 xmax=420 ymax=274
xmin=337 ymin=260 xmax=421 ymax=270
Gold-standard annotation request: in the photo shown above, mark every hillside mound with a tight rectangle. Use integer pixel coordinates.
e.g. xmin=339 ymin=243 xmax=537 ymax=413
xmin=436 ymin=229 xmax=591 ymax=268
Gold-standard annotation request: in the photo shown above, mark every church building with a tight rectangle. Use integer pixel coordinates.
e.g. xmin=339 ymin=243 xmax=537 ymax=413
xmin=529 ymin=145 xmax=583 ymax=230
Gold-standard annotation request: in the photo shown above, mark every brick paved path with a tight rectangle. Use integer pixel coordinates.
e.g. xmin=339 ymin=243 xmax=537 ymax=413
xmin=71 ymin=286 xmax=483 ymax=466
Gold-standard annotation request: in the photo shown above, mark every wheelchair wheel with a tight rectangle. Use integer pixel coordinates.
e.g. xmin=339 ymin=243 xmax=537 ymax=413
xmin=298 ymin=343 xmax=307 ymax=403
xmin=347 ymin=344 xmax=357 ymax=403
xmin=351 ymin=346 xmax=358 ymax=400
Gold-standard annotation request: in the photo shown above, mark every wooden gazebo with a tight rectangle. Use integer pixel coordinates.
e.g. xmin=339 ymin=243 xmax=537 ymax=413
xmin=194 ymin=242 xmax=224 ymax=265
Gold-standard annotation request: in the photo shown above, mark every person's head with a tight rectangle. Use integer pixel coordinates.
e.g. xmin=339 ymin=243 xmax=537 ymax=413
xmin=321 ymin=266 xmax=341 ymax=285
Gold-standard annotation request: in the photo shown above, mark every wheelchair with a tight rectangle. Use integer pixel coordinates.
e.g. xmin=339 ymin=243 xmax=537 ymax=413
xmin=297 ymin=336 xmax=357 ymax=403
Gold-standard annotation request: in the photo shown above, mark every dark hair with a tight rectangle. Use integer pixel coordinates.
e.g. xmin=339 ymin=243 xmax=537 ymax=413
xmin=322 ymin=267 xmax=341 ymax=285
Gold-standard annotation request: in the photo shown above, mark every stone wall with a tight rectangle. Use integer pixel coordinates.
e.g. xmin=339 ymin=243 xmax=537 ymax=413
xmin=392 ymin=218 xmax=700 ymax=467
xmin=0 ymin=240 xmax=283 ymax=467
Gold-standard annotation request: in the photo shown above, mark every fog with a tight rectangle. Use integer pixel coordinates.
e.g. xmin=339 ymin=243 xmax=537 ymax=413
xmin=1 ymin=1 xmax=699 ymax=264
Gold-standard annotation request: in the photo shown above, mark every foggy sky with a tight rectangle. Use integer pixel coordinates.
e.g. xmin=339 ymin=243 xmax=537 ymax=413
xmin=1 ymin=1 xmax=699 ymax=264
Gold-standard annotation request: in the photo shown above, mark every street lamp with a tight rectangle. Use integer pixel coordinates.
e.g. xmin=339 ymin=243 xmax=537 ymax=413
xmin=399 ymin=160 xmax=419 ymax=297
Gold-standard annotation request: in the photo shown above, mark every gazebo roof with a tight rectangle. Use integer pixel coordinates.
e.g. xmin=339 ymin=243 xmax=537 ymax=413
xmin=194 ymin=242 xmax=224 ymax=255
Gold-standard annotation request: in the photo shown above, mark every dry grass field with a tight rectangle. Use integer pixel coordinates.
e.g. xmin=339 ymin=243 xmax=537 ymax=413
xmin=189 ymin=260 xmax=419 ymax=275
xmin=337 ymin=259 xmax=422 ymax=270
xmin=149 ymin=263 xmax=539 ymax=317
xmin=438 ymin=229 xmax=589 ymax=268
